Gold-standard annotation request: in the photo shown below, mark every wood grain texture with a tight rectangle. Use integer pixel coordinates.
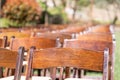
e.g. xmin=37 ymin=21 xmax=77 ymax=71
xmin=30 ymin=48 xmax=104 ymax=71
xmin=63 ymin=39 xmax=112 ymax=55
xmin=63 ymin=39 xmax=113 ymax=80
xmin=26 ymin=47 xmax=109 ymax=80
xmin=89 ymin=25 xmax=111 ymax=33
xmin=76 ymin=33 xmax=113 ymax=42
xmin=10 ymin=37 xmax=56 ymax=51
xmin=35 ymin=32 xmax=72 ymax=44
xmin=0 ymin=48 xmax=18 ymax=68
xmin=0 ymin=32 xmax=31 ymax=42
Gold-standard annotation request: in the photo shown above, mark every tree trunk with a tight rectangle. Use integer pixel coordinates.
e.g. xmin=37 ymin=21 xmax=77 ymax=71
xmin=89 ymin=0 xmax=94 ymax=21
xmin=52 ymin=0 xmax=56 ymax=7
xmin=72 ymin=0 xmax=78 ymax=22
xmin=44 ymin=0 xmax=48 ymax=26
xmin=61 ymin=0 xmax=66 ymax=8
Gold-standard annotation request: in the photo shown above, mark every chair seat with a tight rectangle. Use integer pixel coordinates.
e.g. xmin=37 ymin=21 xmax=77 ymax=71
xmin=0 ymin=76 xmax=51 ymax=80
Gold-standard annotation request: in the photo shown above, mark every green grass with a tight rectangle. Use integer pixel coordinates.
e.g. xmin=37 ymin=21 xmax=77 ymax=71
xmin=114 ymin=31 xmax=120 ymax=80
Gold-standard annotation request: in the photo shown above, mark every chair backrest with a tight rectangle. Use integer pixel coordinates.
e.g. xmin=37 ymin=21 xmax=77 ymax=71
xmin=10 ymin=37 xmax=57 ymax=51
xmin=26 ymin=47 xmax=109 ymax=80
xmin=76 ymin=33 xmax=113 ymax=42
xmin=63 ymin=39 xmax=112 ymax=55
xmin=0 ymin=47 xmax=24 ymax=80
xmin=0 ymin=28 xmax=20 ymax=32
xmin=63 ymin=38 xmax=115 ymax=80
xmin=0 ymin=32 xmax=31 ymax=41
xmin=35 ymin=32 xmax=72 ymax=45
xmin=88 ymin=25 xmax=111 ymax=33
xmin=60 ymin=26 xmax=86 ymax=33
xmin=0 ymin=32 xmax=32 ymax=46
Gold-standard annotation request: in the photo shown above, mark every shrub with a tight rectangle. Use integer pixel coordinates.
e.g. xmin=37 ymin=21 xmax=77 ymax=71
xmin=2 ymin=0 xmax=41 ymax=27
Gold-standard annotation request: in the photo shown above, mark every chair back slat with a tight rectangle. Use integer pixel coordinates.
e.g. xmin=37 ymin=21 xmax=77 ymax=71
xmin=89 ymin=25 xmax=111 ymax=33
xmin=26 ymin=47 xmax=109 ymax=80
xmin=0 ymin=47 xmax=24 ymax=80
xmin=10 ymin=37 xmax=56 ymax=51
xmin=63 ymin=39 xmax=112 ymax=55
xmin=76 ymin=33 xmax=113 ymax=42
xmin=0 ymin=48 xmax=17 ymax=68
xmin=32 ymin=48 xmax=104 ymax=71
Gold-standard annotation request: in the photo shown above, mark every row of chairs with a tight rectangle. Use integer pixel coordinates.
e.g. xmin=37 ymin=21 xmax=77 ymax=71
xmin=0 ymin=44 xmax=109 ymax=80
xmin=0 ymin=24 xmax=115 ymax=80
xmin=62 ymin=24 xmax=115 ymax=80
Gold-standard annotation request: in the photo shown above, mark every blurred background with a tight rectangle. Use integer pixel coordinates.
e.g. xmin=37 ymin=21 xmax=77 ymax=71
xmin=0 ymin=0 xmax=120 ymax=80
xmin=0 ymin=0 xmax=120 ymax=28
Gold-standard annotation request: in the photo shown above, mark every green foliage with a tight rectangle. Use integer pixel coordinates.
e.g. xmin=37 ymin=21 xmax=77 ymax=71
xmin=0 ymin=18 xmax=9 ymax=28
xmin=36 ymin=0 xmax=69 ymax=24
xmin=2 ymin=1 xmax=40 ymax=27
xmin=38 ymin=11 xmax=51 ymax=24
xmin=106 ymin=0 xmax=114 ymax=4
xmin=95 ymin=0 xmax=116 ymax=8
xmin=48 ymin=6 xmax=68 ymax=24
xmin=36 ymin=0 xmax=46 ymax=10
xmin=77 ymin=0 xmax=90 ymax=8
xmin=95 ymin=0 xmax=108 ymax=8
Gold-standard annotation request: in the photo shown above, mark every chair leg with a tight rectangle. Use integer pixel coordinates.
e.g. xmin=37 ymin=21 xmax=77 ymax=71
xmin=78 ymin=69 xmax=84 ymax=78
xmin=9 ymin=69 xmax=15 ymax=76
xmin=73 ymin=68 xmax=77 ymax=78
xmin=4 ymin=68 xmax=9 ymax=77
xmin=65 ymin=67 xmax=70 ymax=78
xmin=0 ymin=67 xmax=3 ymax=78
xmin=37 ymin=69 xmax=41 ymax=76
xmin=43 ymin=69 xmax=47 ymax=76
xmin=108 ymin=65 xmax=111 ymax=80
xmin=78 ymin=69 xmax=82 ymax=78
xmin=50 ymin=68 xmax=56 ymax=80
xmin=59 ymin=68 xmax=63 ymax=80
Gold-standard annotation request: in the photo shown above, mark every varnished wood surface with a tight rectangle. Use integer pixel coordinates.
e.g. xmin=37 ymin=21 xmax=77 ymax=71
xmin=63 ymin=39 xmax=112 ymax=55
xmin=76 ymin=33 xmax=113 ymax=42
xmin=0 ymin=48 xmax=17 ymax=68
xmin=10 ymin=37 xmax=56 ymax=51
xmin=31 ymin=48 xmax=104 ymax=71
xmin=0 ymin=32 xmax=31 ymax=41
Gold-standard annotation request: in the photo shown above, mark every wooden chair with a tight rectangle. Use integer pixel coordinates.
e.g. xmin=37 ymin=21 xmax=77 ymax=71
xmin=63 ymin=39 xmax=112 ymax=54
xmin=76 ymin=33 xmax=113 ymax=42
xmin=0 ymin=28 xmax=20 ymax=33
xmin=0 ymin=32 xmax=31 ymax=46
xmin=60 ymin=26 xmax=86 ymax=34
xmin=9 ymin=37 xmax=57 ymax=76
xmin=63 ymin=39 xmax=115 ymax=80
xmin=0 ymin=36 xmax=8 ymax=77
xmin=47 ymin=24 xmax=68 ymax=31
xmin=25 ymin=47 xmax=109 ymax=80
xmin=0 ymin=47 xmax=24 ymax=80
xmin=9 ymin=37 xmax=57 ymax=51
xmin=88 ymin=25 xmax=111 ymax=33
xmin=35 ymin=32 xmax=72 ymax=46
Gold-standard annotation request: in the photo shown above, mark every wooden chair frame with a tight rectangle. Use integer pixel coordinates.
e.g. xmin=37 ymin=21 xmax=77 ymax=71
xmin=0 ymin=47 xmax=25 ymax=80
xmin=26 ymin=47 xmax=109 ymax=80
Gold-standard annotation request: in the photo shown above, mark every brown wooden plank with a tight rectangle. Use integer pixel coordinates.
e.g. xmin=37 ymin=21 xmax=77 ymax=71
xmin=31 ymin=48 xmax=104 ymax=71
xmin=10 ymin=37 xmax=56 ymax=51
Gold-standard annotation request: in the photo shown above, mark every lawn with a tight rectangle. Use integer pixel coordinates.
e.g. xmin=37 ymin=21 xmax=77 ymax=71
xmin=114 ymin=31 xmax=120 ymax=80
